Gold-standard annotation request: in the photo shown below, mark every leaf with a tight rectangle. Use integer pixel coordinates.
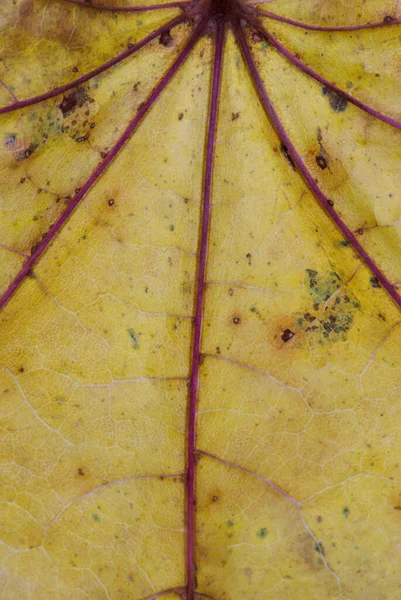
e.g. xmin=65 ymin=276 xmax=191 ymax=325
xmin=1 ymin=0 xmax=401 ymax=598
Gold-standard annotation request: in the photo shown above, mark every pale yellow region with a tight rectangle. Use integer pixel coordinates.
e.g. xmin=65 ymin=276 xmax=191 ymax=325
xmin=45 ymin=478 xmax=185 ymax=597
xmin=0 ymin=479 xmax=185 ymax=599
xmin=0 ymin=0 xmax=179 ymax=99
xmin=251 ymin=31 xmax=401 ymax=283
xmin=209 ymin=33 xmax=363 ymax=290
xmin=0 ymin=21 xmax=194 ymax=294
xmin=259 ymin=0 xmax=399 ymax=26
xmin=301 ymin=475 xmax=401 ymax=599
xmin=197 ymin=355 xmax=366 ymax=498
xmin=196 ymin=455 xmax=343 ymax=600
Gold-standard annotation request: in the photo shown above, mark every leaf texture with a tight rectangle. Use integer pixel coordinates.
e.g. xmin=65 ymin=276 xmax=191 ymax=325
xmin=1 ymin=1 xmax=401 ymax=599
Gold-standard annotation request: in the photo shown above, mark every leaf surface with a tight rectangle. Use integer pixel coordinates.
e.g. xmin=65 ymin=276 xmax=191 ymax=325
xmin=1 ymin=1 xmax=401 ymax=599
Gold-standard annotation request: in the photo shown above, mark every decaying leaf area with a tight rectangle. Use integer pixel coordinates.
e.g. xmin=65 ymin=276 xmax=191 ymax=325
xmin=1 ymin=0 xmax=401 ymax=598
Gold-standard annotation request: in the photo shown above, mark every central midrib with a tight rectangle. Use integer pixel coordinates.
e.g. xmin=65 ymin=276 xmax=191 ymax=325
xmin=186 ymin=19 xmax=226 ymax=600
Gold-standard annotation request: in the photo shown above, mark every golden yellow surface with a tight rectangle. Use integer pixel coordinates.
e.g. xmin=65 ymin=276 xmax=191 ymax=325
xmin=1 ymin=0 xmax=401 ymax=598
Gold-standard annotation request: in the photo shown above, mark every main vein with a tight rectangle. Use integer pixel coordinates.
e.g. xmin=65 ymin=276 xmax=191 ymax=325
xmin=0 ymin=17 xmax=207 ymax=311
xmin=258 ymin=8 xmax=401 ymax=31
xmin=64 ymin=0 xmax=189 ymax=12
xmin=186 ymin=19 xmax=226 ymax=600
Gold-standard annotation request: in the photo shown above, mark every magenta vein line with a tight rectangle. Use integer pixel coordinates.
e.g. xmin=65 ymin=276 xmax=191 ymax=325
xmin=258 ymin=8 xmax=401 ymax=31
xmin=139 ymin=587 xmax=185 ymax=600
xmin=255 ymin=23 xmax=401 ymax=132
xmin=64 ymin=0 xmax=189 ymax=11
xmin=233 ymin=20 xmax=401 ymax=311
xmin=0 ymin=15 xmax=185 ymax=115
xmin=186 ymin=19 xmax=226 ymax=600
xmin=0 ymin=18 xmax=207 ymax=312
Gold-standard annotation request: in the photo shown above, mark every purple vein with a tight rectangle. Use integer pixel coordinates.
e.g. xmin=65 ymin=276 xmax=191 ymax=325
xmin=0 ymin=18 xmax=207 ymax=312
xmin=0 ymin=15 xmax=185 ymax=115
xmin=258 ymin=8 xmax=401 ymax=31
xmin=64 ymin=0 xmax=189 ymax=11
xmin=186 ymin=19 xmax=225 ymax=600
xmin=232 ymin=20 xmax=401 ymax=311
xmin=253 ymin=22 xmax=401 ymax=131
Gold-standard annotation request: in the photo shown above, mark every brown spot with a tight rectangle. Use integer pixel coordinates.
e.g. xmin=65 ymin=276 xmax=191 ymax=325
xmin=327 ymin=199 xmax=334 ymax=207
xmin=108 ymin=199 xmax=115 ymax=206
xmin=159 ymin=30 xmax=173 ymax=47
xmin=75 ymin=133 xmax=89 ymax=143
xmin=322 ymin=87 xmax=348 ymax=112
xmin=280 ymin=143 xmax=296 ymax=170
xmin=316 ymin=154 xmax=328 ymax=170
xmin=231 ymin=112 xmax=240 ymax=121
xmin=281 ymin=329 xmax=294 ymax=343
xmin=228 ymin=288 xmax=234 ymax=296
xmin=233 ymin=317 xmax=240 ymax=325
xmin=59 ymin=87 xmax=88 ymax=117
xmin=212 ymin=495 xmax=218 ymax=502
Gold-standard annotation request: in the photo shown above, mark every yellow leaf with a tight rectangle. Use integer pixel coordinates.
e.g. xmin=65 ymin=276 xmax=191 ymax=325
xmin=1 ymin=0 xmax=401 ymax=598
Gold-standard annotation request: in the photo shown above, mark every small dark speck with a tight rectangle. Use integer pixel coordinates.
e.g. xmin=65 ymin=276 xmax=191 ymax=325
xmin=178 ymin=113 xmax=184 ymax=121
xmin=108 ymin=199 xmax=115 ymax=206
xmin=231 ymin=112 xmax=240 ymax=121
xmin=370 ymin=277 xmax=381 ymax=289
xmin=212 ymin=495 xmax=218 ymax=502
xmin=228 ymin=288 xmax=234 ymax=296
xmin=281 ymin=329 xmax=294 ymax=343
xmin=233 ymin=317 xmax=240 ymax=325
xmin=76 ymin=133 xmax=89 ymax=143
xmin=327 ymin=199 xmax=334 ymax=207
xmin=159 ymin=30 xmax=173 ymax=47
xmin=316 ymin=154 xmax=328 ymax=170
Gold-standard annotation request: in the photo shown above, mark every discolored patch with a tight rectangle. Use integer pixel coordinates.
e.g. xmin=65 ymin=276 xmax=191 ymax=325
xmin=322 ymin=87 xmax=348 ymax=112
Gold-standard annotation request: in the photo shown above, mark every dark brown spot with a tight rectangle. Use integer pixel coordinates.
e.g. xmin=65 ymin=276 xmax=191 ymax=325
xmin=108 ymin=199 xmax=115 ymax=206
xmin=322 ymin=87 xmax=348 ymax=112
xmin=59 ymin=87 xmax=88 ymax=117
xmin=327 ymin=199 xmax=334 ymax=207
xmin=316 ymin=154 xmax=328 ymax=170
xmin=159 ymin=30 xmax=173 ymax=47
xmin=280 ymin=143 xmax=296 ymax=170
xmin=76 ymin=133 xmax=89 ymax=143
xmin=233 ymin=317 xmax=240 ymax=325
xmin=281 ymin=329 xmax=294 ymax=343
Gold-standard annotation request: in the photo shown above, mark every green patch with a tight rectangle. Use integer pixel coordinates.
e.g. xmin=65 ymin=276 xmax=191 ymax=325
xmin=127 ymin=328 xmax=140 ymax=350
xmin=339 ymin=240 xmax=350 ymax=247
xmin=257 ymin=527 xmax=268 ymax=539
xmin=91 ymin=513 xmax=100 ymax=522
xmin=227 ymin=519 xmax=234 ymax=527
xmin=343 ymin=506 xmax=350 ymax=518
